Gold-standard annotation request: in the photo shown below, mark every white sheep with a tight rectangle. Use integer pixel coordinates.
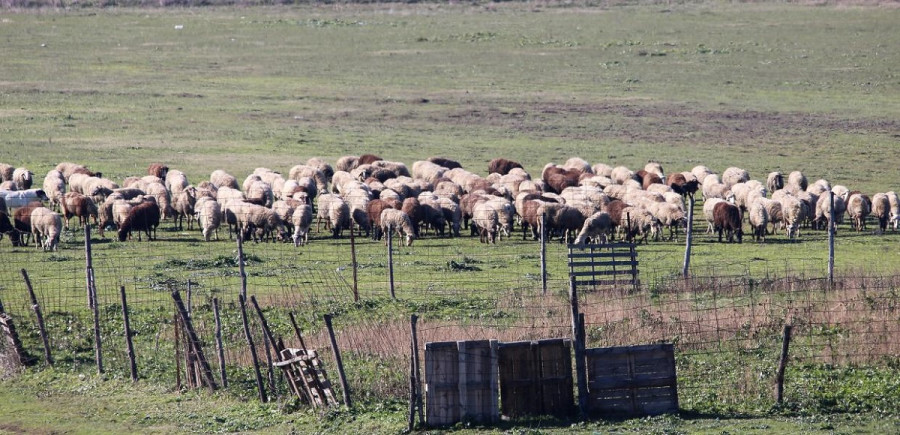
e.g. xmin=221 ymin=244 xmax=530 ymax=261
xmin=240 ymin=203 xmax=288 ymax=243
xmin=722 ymin=167 xmax=749 ymax=188
xmin=472 ymin=202 xmax=499 ymax=244
xmin=886 ymin=191 xmax=900 ymax=230
xmin=748 ymin=198 xmax=769 ymax=242
xmin=291 ymin=203 xmax=313 ymax=246
xmin=42 ymin=170 xmax=67 ymax=211
xmin=30 ymin=206 xmax=62 ymax=251
xmin=165 ymin=170 xmax=189 ymax=196
xmin=0 ymin=163 xmax=14 ymax=182
xmin=846 ymin=193 xmax=871 ymax=232
xmin=380 ymin=208 xmax=415 ymax=247
xmin=766 ymin=172 xmax=784 ymax=194
xmin=643 ymin=162 xmax=664 ymax=179
xmin=780 ymin=194 xmax=806 ymax=239
xmin=610 ymin=166 xmax=635 ymax=185
xmin=871 ymin=193 xmax=890 ymax=232
xmin=573 ymin=211 xmax=612 ymax=245
xmin=592 ymin=163 xmax=613 ymax=177
xmin=787 ymin=171 xmax=808 ymax=192
xmin=12 ymin=167 xmax=34 ymax=190
xmin=692 ymin=166 xmax=715 ymax=185
xmin=195 ymin=196 xmax=222 ymax=241
xmin=210 ymin=169 xmax=240 ymax=190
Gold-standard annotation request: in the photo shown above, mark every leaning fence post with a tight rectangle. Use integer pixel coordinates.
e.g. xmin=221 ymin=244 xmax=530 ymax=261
xmin=682 ymin=195 xmax=695 ymax=279
xmin=387 ymin=230 xmax=396 ymax=299
xmin=212 ymin=297 xmax=227 ymax=388
xmin=540 ymin=213 xmax=548 ymax=295
xmin=250 ymin=295 xmax=280 ymax=397
xmin=172 ymin=291 xmax=217 ymax=392
xmin=775 ymin=324 xmax=793 ymax=404
xmin=119 ymin=286 xmax=138 ymax=382
xmin=324 ymin=314 xmax=351 ymax=408
xmin=22 ymin=269 xmax=52 ymax=366
xmin=288 ymin=311 xmax=308 ymax=352
xmin=239 ymin=295 xmax=267 ymax=403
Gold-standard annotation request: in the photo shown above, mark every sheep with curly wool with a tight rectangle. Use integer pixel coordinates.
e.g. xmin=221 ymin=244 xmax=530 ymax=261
xmin=42 ymin=170 xmax=66 ymax=211
xmin=165 ymin=170 xmax=189 ymax=196
xmin=722 ymin=167 xmax=750 ymax=188
xmin=787 ymin=171 xmax=808 ymax=192
xmin=30 ymin=206 xmax=62 ymax=251
xmin=195 ymin=196 xmax=222 ymax=241
xmin=472 ymin=202 xmax=500 ymax=244
xmin=748 ymin=198 xmax=769 ymax=242
xmin=172 ymin=186 xmax=198 ymax=230
xmin=240 ymin=203 xmax=288 ymax=243
xmin=780 ymin=194 xmax=806 ymax=239
xmin=871 ymin=193 xmax=890 ymax=233
xmin=703 ymin=198 xmax=727 ymax=234
xmin=12 ymin=168 xmax=34 ymax=190
xmin=380 ymin=208 xmax=415 ymax=247
xmin=766 ymin=172 xmax=784 ymax=194
xmin=886 ymin=191 xmax=900 ymax=230
xmin=210 ymin=169 xmax=240 ymax=190
xmin=573 ymin=211 xmax=612 ymax=245
xmin=712 ymin=202 xmax=743 ymax=243
xmin=847 ymin=193 xmax=871 ymax=232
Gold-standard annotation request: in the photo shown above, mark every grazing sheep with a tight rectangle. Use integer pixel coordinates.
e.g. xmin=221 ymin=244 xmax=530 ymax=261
xmin=12 ymin=168 xmax=34 ymax=190
xmin=886 ymin=191 xmax=900 ymax=230
xmin=291 ymin=203 xmax=313 ymax=246
xmin=472 ymin=202 xmax=499 ymax=244
xmin=592 ymin=163 xmax=613 ymax=177
xmin=667 ymin=172 xmax=699 ymax=198
xmin=30 ymin=207 xmax=62 ymax=251
xmin=172 ymin=186 xmax=198 ymax=230
xmin=118 ymin=201 xmax=160 ymax=242
xmin=11 ymin=202 xmax=43 ymax=246
xmin=165 ymin=170 xmax=189 ymax=195
xmin=272 ymin=199 xmax=299 ymax=231
xmin=195 ymin=197 xmax=222 ymax=241
xmin=60 ymin=192 xmax=98 ymax=229
xmin=780 ymin=195 xmax=806 ymax=239
xmin=748 ymin=198 xmax=769 ymax=242
xmin=0 ymin=210 xmax=15 ymax=242
xmin=619 ymin=206 xmax=659 ymax=244
xmin=691 ymin=166 xmax=715 ymax=185
xmin=846 ymin=193 xmax=871 ymax=232
xmin=437 ymin=197 xmax=462 ymax=237
xmin=289 ymin=164 xmax=328 ymax=195
xmin=787 ymin=171 xmax=808 ymax=192
xmin=722 ymin=167 xmax=750 ymax=188
xmin=336 ymin=155 xmax=360 ymax=173
xmin=713 ymin=202 xmax=743 ymax=243
xmin=646 ymin=201 xmax=686 ymax=241
xmin=306 ymin=158 xmax=334 ymax=181
xmin=487 ymin=158 xmax=523 ymax=176
xmin=702 ymin=182 xmax=731 ymax=201
xmin=326 ymin=196 xmax=352 ymax=238
xmin=42 ymin=170 xmax=67 ymax=211
xmin=485 ymin=197 xmax=514 ymax=239
xmin=547 ymin=204 xmax=587 ymax=244
xmin=412 ymin=161 xmax=448 ymax=184
xmin=401 ymin=197 xmax=425 ymax=237
xmin=241 ymin=204 xmax=289 ymax=243
xmin=758 ymin=197 xmax=783 ymax=235
xmin=54 ymin=162 xmax=101 ymax=182
xmin=245 ymin=180 xmax=274 ymax=208
xmin=703 ymin=198 xmax=727 ymax=235
xmin=366 ymin=199 xmax=395 ymax=240
xmin=766 ymin=172 xmax=784 ymax=194
xmin=610 ymin=166 xmax=637 ymax=185
xmin=380 ymin=208 xmax=415 ymax=247
xmin=358 ymin=154 xmax=383 ymax=165
xmin=210 ymin=169 xmax=240 ymax=190
xmin=428 ymin=157 xmax=463 ymax=170
xmin=871 ymin=193 xmax=890 ymax=233
xmin=144 ymin=181 xmax=174 ymax=220
xmin=573 ymin=211 xmax=612 ymax=245
xmin=148 ymin=163 xmax=169 ymax=179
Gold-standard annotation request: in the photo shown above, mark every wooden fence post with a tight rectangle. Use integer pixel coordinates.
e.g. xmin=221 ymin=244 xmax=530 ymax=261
xmin=408 ymin=314 xmax=423 ymax=430
xmin=120 ymin=286 xmax=138 ymax=382
xmin=288 ymin=311 xmax=308 ymax=352
xmin=0 ymin=298 xmax=33 ymax=367
xmin=682 ymin=195 xmax=695 ymax=279
xmin=350 ymin=226 xmax=359 ymax=302
xmin=172 ymin=291 xmax=217 ymax=392
xmin=21 ymin=269 xmax=52 ymax=366
xmin=250 ymin=295 xmax=280 ymax=396
xmin=324 ymin=314 xmax=351 ymax=408
xmin=540 ymin=213 xmax=547 ymax=295
xmin=84 ymin=225 xmax=94 ymax=309
xmin=237 ymin=233 xmax=248 ymax=301
xmin=212 ymin=297 xmax=227 ymax=388
xmin=91 ymin=276 xmax=103 ymax=375
xmin=569 ymin=277 xmax=588 ymax=417
xmin=387 ymin=230 xmax=396 ymax=299
xmin=828 ymin=191 xmax=835 ymax=286
xmin=775 ymin=324 xmax=793 ymax=404
xmin=239 ymin=294 xmax=267 ymax=403
xmin=174 ymin=309 xmax=182 ymax=390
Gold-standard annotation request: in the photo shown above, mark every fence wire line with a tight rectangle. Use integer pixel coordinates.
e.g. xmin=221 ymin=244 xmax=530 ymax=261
xmin=0 ymin=234 xmax=898 ymax=413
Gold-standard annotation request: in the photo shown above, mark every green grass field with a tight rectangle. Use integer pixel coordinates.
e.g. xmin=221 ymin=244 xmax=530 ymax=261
xmin=1 ymin=1 xmax=899 ymax=433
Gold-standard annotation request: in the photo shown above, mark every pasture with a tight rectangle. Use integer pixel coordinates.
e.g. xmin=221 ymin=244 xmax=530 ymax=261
xmin=1 ymin=1 xmax=899 ymax=433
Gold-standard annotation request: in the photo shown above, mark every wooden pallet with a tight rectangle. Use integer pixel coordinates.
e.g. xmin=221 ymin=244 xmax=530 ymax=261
xmin=275 ymin=348 xmax=338 ymax=407
xmin=568 ymin=242 xmax=639 ymax=291
xmin=585 ymin=343 xmax=678 ymax=417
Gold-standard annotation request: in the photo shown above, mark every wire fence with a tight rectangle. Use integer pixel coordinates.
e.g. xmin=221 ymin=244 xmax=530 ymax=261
xmin=1 ymin=226 xmax=899 ymax=417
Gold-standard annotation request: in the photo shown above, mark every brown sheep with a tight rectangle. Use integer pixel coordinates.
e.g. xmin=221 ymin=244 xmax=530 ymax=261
xmin=61 ymin=192 xmax=98 ymax=229
xmin=713 ymin=202 xmax=743 ymax=243
xmin=428 ymin=157 xmax=463 ymax=170
xmin=118 ymin=201 xmax=160 ymax=242
xmin=148 ymin=163 xmax=169 ymax=179
xmin=366 ymin=199 xmax=394 ymax=241
xmin=487 ymin=158 xmax=524 ymax=176
xmin=358 ymin=154 xmax=383 ymax=165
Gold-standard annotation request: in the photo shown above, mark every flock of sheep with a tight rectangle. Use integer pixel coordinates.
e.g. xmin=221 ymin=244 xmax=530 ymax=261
xmin=0 ymin=156 xmax=898 ymax=252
